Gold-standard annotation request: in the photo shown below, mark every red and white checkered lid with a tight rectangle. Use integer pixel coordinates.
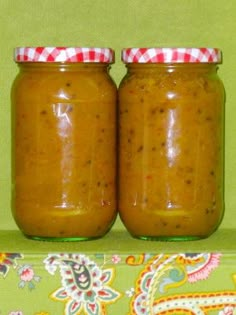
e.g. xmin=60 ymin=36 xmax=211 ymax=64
xmin=14 ymin=47 xmax=115 ymax=63
xmin=122 ymin=47 xmax=222 ymax=63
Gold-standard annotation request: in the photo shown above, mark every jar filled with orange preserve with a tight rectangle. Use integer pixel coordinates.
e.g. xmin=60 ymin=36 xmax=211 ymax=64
xmin=12 ymin=47 xmax=117 ymax=241
xmin=118 ymin=47 xmax=225 ymax=241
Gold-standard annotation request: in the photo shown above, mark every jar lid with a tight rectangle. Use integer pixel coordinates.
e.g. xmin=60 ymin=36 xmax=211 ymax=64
xmin=121 ymin=47 xmax=222 ymax=63
xmin=14 ymin=47 xmax=115 ymax=63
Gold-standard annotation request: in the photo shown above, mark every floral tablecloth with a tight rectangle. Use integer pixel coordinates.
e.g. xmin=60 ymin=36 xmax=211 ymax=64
xmin=1 ymin=251 xmax=236 ymax=314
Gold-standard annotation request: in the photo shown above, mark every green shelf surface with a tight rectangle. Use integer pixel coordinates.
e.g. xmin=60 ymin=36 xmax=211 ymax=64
xmin=1 ymin=227 xmax=235 ymax=254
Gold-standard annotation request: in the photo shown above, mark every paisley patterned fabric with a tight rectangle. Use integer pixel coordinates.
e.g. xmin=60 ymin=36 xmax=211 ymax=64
xmin=0 ymin=252 xmax=236 ymax=314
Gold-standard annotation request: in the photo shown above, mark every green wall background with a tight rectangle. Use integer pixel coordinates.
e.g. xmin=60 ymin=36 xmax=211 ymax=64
xmin=0 ymin=0 xmax=235 ymax=230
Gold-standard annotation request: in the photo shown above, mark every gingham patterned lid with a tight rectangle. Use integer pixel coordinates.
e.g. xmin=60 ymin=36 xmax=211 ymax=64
xmin=122 ymin=48 xmax=222 ymax=63
xmin=14 ymin=47 xmax=115 ymax=63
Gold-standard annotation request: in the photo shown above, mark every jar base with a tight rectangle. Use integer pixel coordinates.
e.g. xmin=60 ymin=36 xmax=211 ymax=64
xmin=24 ymin=234 xmax=102 ymax=242
xmin=132 ymin=234 xmax=207 ymax=242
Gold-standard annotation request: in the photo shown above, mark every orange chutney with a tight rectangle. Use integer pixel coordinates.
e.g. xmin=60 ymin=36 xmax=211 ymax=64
xmin=11 ymin=47 xmax=117 ymax=241
xmin=118 ymin=48 xmax=225 ymax=241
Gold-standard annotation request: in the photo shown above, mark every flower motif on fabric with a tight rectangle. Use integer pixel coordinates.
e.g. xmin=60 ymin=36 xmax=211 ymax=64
xmin=0 ymin=253 xmax=23 ymax=277
xmin=44 ymin=253 xmax=122 ymax=315
xmin=17 ymin=264 xmax=41 ymax=290
xmin=111 ymin=255 xmax=122 ymax=264
xmin=218 ymin=306 xmax=236 ymax=315
xmin=126 ymin=287 xmax=135 ymax=298
xmin=95 ymin=254 xmax=122 ymax=265
xmin=127 ymin=253 xmax=236 ymax=315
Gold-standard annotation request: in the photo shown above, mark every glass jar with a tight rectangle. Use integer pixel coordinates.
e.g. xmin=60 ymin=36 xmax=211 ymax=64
xmin=11 ymin=47 xmax=117 ymax=241
xmin=118 ymin=47 xmax=225 ymax=241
